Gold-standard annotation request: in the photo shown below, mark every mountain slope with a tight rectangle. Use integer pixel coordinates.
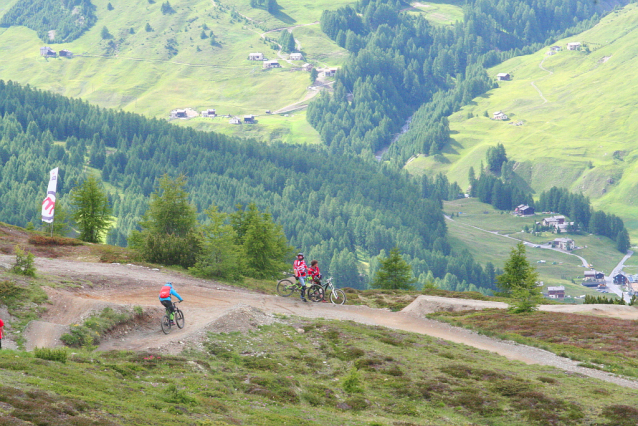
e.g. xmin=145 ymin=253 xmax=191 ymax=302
xmin=0 ymin=0 xmax=349 ymax=143
xmin=406 ymin=4 xmax=638 ymax=237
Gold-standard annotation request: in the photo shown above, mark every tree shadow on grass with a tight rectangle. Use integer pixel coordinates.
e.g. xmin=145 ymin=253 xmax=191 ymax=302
xmin=271 ymin=6 xmax=296 ymax=25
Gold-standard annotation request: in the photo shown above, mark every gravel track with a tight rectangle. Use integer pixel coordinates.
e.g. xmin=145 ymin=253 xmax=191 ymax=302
xmin=1 ymin=255 xmax=637 ymax=389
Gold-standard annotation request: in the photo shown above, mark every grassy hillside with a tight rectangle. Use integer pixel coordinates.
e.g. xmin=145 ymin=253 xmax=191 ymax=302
xmin=444 ymin=198 xmax=625 ymax=298
xmin=2 ymin=318 xmax=638 ymax=425
xmin=406 ymin=4 xmax=638 ymax=237
xmin=0 ymin=0 xmax=350 ymax=144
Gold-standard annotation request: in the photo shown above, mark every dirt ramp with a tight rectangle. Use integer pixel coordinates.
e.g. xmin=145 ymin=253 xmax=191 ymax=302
xmin=402 ymin=295 xmax=508 ymax=316
xmin=539 ymin=304 xmax=638 ymax=319
xmin=207 ymin=304 xmax=277 ymax=334
xmin=24 ymin=321 xmax=69 ymax=351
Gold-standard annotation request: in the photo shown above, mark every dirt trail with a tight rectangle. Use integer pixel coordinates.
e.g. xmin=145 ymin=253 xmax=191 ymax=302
xmin=3 ymin=255 xmax=638 ymax=389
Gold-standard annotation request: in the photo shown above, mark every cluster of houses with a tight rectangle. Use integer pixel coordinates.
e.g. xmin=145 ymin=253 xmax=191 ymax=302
xmin=542 ymin=215 xmax=574 ymax=233
xmin=229 ymin=115 xmax=255 ymax=125
xmin=247 ymin=52 xmax=336 ymax=76
xmin=582 ymin=270 xmax=606 ymax=288
xmin=40 ymin=46 xmax=73 ymax=58
xmin=612 ymin=273 xmax=638 ymax=295
xmin=170 ymin=108 xmax=257 ymax=124
xmin=492 ymin=111 xmax=508 ymax=120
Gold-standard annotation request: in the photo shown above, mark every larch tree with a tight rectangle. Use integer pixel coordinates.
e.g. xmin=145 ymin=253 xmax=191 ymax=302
xmin=70 ymin=175 xmax=112 ymax=243
xmin=496 ymin=242 xmax=543 ymax=313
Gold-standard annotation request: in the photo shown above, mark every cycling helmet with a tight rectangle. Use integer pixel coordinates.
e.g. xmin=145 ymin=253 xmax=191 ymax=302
xmin=297 ymin=253 xmax=304 ymax=258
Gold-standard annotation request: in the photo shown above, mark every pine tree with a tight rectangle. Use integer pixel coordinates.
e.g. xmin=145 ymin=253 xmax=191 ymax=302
xmin=107 ymin=2 xmax=114 ymax=10
xmin=370 ymin=247 xmax=416 ymax=290
xmin=616 ymin=229 xmax=630 ymax=253
xmin=496 ymin=242 xmax=543 ymax=313
xmin=70 ymin=175 xmax=112 ymax=243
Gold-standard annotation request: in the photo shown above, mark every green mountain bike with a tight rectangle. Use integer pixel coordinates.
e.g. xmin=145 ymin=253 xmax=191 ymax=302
xmin=277 ymin=278 xmax=324 ymax=302
xmin=161 ymin=301 xmax=185 ymax=334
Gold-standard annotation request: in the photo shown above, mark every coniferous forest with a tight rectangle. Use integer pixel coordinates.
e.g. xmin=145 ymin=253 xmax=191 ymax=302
xmin=0 ymin=0 xmax=97 ymax=43
xmin=309 ymin=0 xmax=613 ymax=163
xmin=0 ymin=80 xmax=498 ymax=292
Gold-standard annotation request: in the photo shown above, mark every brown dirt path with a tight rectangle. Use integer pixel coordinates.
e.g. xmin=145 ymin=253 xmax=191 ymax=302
xmin=2 ymin=255 xmax=637 ymax=389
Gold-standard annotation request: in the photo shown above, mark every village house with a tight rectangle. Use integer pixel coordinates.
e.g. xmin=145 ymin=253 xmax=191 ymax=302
xmin=629 ymin=282 xmax=638 ymax=296
xmin=613 ymin=273 xmax=628 ymax=285
xmin=244 ymin=115 xmax=255 ymax=123
xmin=170 ymin=109 xmax=187 ymax=119
xmin=567 ymin=42 xmax=581 ymax=51
xmin=40 ymin=46 xmax=57 ymax=57
xmin=289 ymin=52 xmax=303 ymax=61
xmin=496 ymin=73 xmax=510 ymax=81
xmin=493 ymin=111 xmax=508 ymax=120
xmin=543 ymin=215 xmax=565 ymax=227
xmin=263 ymin=60 xmax=281 ymax=69
xmin=543 ymin=215 xmax=575 ymax=233
xmin=201 ymin=109 xmax=216 ymax=117
xmin=550 ymin=45 xmax=561 ymax=51
xmin=248 ymin=52 xmax=264 ymax=61
xmin=551 ymin=237 xmax=575 ymax=251
xmin=59 ymin=49 xmax=73 ymax=58
xmin=582 ymin=270 xmax=605 ymax=287
xmin=302 ymin=63 xmax=313 ymax=72
xmin=324 ymin=68 xmax=337 ymax=77
xmin=229 ymin=117 xmax=240 ymax=125
xmin=514 ymin=204 xmax=534 ymax=216
xmin=547 ymin=286 xmax=565 ymax=299
xmin=546 ymin=50 xmax=556 ymax=56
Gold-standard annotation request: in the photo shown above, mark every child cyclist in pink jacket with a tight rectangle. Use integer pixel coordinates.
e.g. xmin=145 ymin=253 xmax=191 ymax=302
xmin=293 ymin=253 xmax=308 ymax=302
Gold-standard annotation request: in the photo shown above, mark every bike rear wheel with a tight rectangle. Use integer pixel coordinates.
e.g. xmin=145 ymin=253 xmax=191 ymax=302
xmin=161 ymin=315 xmax=172 ymax=334
xmin=307 ymin=284 xmax=324 ymax=302
xmin=175 ymin=308 xmax=185 ymax=329
xmin=330 ymin=289 xmax=347 ymax=305
xmin=277 ymin=279 xmax=297 ymax=297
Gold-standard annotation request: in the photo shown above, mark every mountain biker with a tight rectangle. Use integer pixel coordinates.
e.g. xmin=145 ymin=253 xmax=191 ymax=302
xmin=308 ymin=260 xmax=322 ymax=284
xmin=0 ymin=317 xmax=4 ymax=350
xmin=159 ymin=282 xmax=183 ymax=325
xmin=308 ymin=260 xmax=328 ymax=302
xmin=293 ymin=253 xmax=308 ymax=302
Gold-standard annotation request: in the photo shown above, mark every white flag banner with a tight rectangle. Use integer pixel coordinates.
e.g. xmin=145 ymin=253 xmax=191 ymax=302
xmin=41 ymin=167 xmax=59 ymax=223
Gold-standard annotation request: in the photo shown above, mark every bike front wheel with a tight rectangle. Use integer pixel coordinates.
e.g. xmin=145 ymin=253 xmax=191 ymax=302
xmin=175 ymin=309 xmax=185 ymax=329
xmin=307 ymin=284 xmax=324 ymax=302
xmin=277 ymin=279 xmax=297 ymax=297
xmin=161 ymin=315 xmax=172 ymax=334
xmin=330 ymin=289 xmax=347 ymax=305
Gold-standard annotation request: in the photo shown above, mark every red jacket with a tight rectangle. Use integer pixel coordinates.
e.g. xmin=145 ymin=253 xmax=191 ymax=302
xmin=0 ymin=318 xmax=4 ymax=338
xmin=308 ymin=266 xmax=321 ymax=280
xmin=293 ymin=259 xmax=307 ymax=277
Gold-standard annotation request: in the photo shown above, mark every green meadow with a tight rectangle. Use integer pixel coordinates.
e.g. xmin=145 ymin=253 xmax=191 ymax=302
xmin=407 ymin=4 xmax=638 ymax=238
xmin=444 ymin=198 xmax=624 ymax=298
xmin=0 ymin=0 xmax=349 ymax=143
xmin=406 ymin=0 xmax=464 ymax=26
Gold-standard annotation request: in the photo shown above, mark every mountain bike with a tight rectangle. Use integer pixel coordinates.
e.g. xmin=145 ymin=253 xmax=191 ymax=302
xmin=321 ymin=277 xmax=347 ymax=305
xmin=277 ymin=278 xmax=324 ymax=302
xmin=161 ymin=301 xmax=184 ymax=334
